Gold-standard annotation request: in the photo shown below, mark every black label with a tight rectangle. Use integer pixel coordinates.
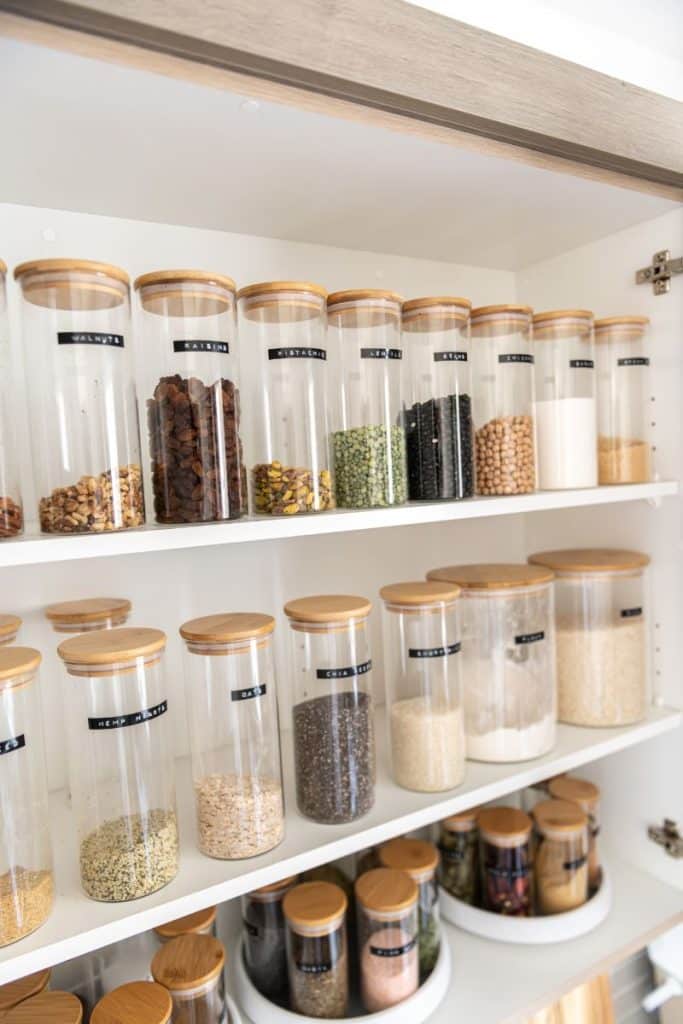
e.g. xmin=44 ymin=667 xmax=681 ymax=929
xmin=569 ymin=358 xmax=594 ymax=369
xmin=514 ymin=631 xmax=545 ymax=645
xmin=173 ymin=339 xmax=229 ymax=354
xmin=370 ymin=938 xmax=417 ymax=958
xmin=58 ymin=332 xmax=124 ymax=348
xmin=409 ymin=641 xmax=461 ymax=659
xmin=621 ymin=607 xmax=643 ymax=618
xmin=316 ymin=660 xmax=372 ymax=680
xmin=617 ymin=357 xmax=649 ymax=367
xmin=0 ymin=734 xmax=25 ymax=756
xmin=231 ymin=683 xmax=266 ymax=702
xmin=88 ymin=699 xmax=168 ymax=731
xmin=243 ymin=919 xmax=258 ymax=938
xmin=439 ymin=844 xmax=466 ymax=863
xmin=563 ymin=855 xmax=588 ymax=871
xmin=360 ymin=347 xmax=402 ymax=360
xmin=487 ymin=866 xmax=528 ymax=880
xmin=434 ymin=351 xmax=468 ymax=363
xmin=498 ymin=353 xmax=534 ymax=365
xmin=296 ymin=962 xmax=332 ymax=975
xmin=268 ymin=347 xmax=326 ymax=361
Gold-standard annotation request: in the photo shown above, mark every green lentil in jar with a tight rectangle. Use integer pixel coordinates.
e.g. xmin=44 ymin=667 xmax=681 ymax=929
xmin=332 ymin=424 xmax=407 ymax=508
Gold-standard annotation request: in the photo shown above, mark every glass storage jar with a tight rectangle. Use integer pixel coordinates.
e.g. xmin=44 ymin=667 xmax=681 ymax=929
xmin=532 ymin=310 xmax=597 ymax=490
xmin=595 ymin=316 xmax=651 ymax=484
xmin=528 ymin=548 xmax=649 ymax=726
xmin=4 ymin=992 xmax=83 ymax=1023
xmin=426 ymin=563 xmax=556 ymax=762
xmin=14 ymin=259 xmax=145 ymax=534
xmin=238 ymin=281 xmax=332 ymax=516
xmin=283 ymin=881 xmax=349 ymax=1018
xmin=0 ymin=615 xmax=21 ymax=646
xmin=378 ymin=838 xmax=440 ymax=980
xmin=379 ymin=580 xmax=465 ymax=792
xmin=242 ymin=876 xmax=297 ymax=1003
xmin=532 ymin=799 xmax=589 ymax=915
xmin=356 ymin=867 xmax=419 ymax=1012
xmin=548 ymin=776 xmax=601 ymax=891
xmin=401 ymin=296 xmax=474 ymax=500
xmin=478 ymin=807 xmax=533 ymax=916
xmin=0 ymin=261 xmax=23 ymax=538
xmin=155 ymin=906 xmax=217 ymax=944
xmin=92 ymin=982 xmax=172 ymax=1024
xmin=0 ymin=647 xmax=53 ymax=946
xmin=58 ymin=628 xmax=178 ymax=901
xmin=284 ymin=595 xmax=376 ymax=824
xmin=135 ymin=270 xmax=246 ymax=525
xmin=328 ymin=289 xmax=407 ymax=508
xmin=46 ymin=597 xmax=131 ymax=634
xmin=438 ymin=807 xmax=481 ymax=905
xmin=179 ymin=613 xmax=284 ymax=859
xmin=0 ymin=969 xmax=51 ymax=1015
xmin=151 ymin=934 xmax=227 ymax=1024
xmin=471 ymin=304 xmax=536 ymax=495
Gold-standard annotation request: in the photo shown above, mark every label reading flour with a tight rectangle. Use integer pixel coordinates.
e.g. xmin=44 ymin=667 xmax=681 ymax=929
xmin=173 ymin=339 xmax=229 ymax=354
xmin=514 ymin=631 xmax=545 ymax=645
xmin=360 ymin=348 xmax=402 ymax=360
xmin=317 ymin=660 xmax=372 ymax=680
xmin=0 ymin=734 xmax=25 ymax=756
xmin=88 ymin=699 xmax=168 ymax=730
xmin=408 ymin=642 xmax=461 ymax=659
xmin=231 ymin=684 xmax=267 ymax=702
xmin=296 ymin=962 xmax=332 ymax=974
xmin=498 ymin=353 xmax=534 ymax=365
xmin=621 ymin=607 xmax=643 ymax=618
xmin=434 ymin=351 xmax=468 ymax=362
xmin=58 ymin=332 xmax=124 ymax=348
xmin=370 ymin=938 xmax=417 ymax=958
xmin=617 ymin=357 xmax=649 ymax=367
xmin=268 ymin=347 xmax=326 ymax=360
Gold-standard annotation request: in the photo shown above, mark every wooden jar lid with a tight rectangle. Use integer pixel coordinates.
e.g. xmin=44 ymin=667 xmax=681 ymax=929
xmin=135 ymin=270 xmax=235 ymax=317
xmin=594 ymin=315 xmax=650 ymax=329
xmin=427 ymin=563 xmax=554 ymax=590
xmin=379 ymin=838 xmax=439 ymax=880
xmin=14 ymin=259 xmax=129 ymax=311
xmin=533 ymin=309 xmax=594 ymax=340
xmin=548 ymin=776 xmax=600 ymax=809
xmin=533 ymin=798 xmax=588 ymax=835
xmin=154 ymin=905 xmax=216 ymax=939
xmin=151 ymin=934 xmax=225 ymax=991
xmin=471 ymin=304 xmax=533 ymax=319
xmin=327 ymin=289 xmax=403 ymax=328
xmin=58 ymin=627 xmax=166 ymax=667
xmin=528 ymin=548 xmax=650 ymax=574
xmin=327 ymin=288 xmax=403 ymax=307
xmin=46 ymin=597 xmax=131 ymax=626
xmin=478 ymin=807 xmax=532 ymax=842
xmin=356 ymin=868 xmax=418 ymax=914
xmin=238 ymin=280 xmax=327 ymax=301
xmin=238 ymin=281 xmax=327 ymax=323
xmin=0 ymin=614 xmax=21 ymax=640
xmin=0 ymin=647 xmax=41 ymax=687
xmin=533 ymin=309 xmax=593 ymax=324
xmin=179 ymin=612 xmax=275 ymax=645
xmin=134 ymin=269 xmax=236 ymax=293
xmin=594 ymin=315 xmax=649 ymax=342
xmin=0 ymin=258 xmax=6 ymax=276
xmin=380 ymin=580 xmax=460 ymax=607
xmin=4 ymin=991 xmax=82 ymax=1023
xmin=284 ymin=594 xmax=372 ymax=624
xmin=91 ymin=982 xmax=172 ymax=1024
xmin=251 ymin=874 xmax=298 ymax=898
xmin=0 ymin=969 xmax=51 ymax=1012
xmin=402 ymin=296 xmax=471 ymax=332
xmin=283 ymin=881 xmax=347 ymax=930
xmin=442 ymin=806 xmax=483 ymax=832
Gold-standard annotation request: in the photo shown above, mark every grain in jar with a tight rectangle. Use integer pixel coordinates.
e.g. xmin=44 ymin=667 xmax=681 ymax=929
xmin=283 ymin=881 xmax=349 ymax=1018
xmin=356 ymin=868 xmax=419 ymax=1012
xmin=549 ymin=776 xmax=602 ymax=891
xmin=379 ymin=838 xmax=441 ymax=980
xmin=595 ymin=316 xmax=651 ymax=484
xmin=0 ymin=969 xmax=51 ymax=1014
xmin=533 ymin=799 xmax=589 ymax=915
xmin=242 ymin=877 xmax=296 ymax=1003
xmin=438 ymin=807 xmax=481 ymax=905
xmin=91 ymin=982 xmax=172 ymax=1024
xmin=0 ymin=262 xmax=23 ymax=537
xmin=3 ymin=991 xmax=83 ymax=1023
xmin=478 ymin=807 xmax=533 ymax=916
xmin=151 ymin=934 xmax=227 ymax=1024
xmin=0 ymin=615 xmax=21 ymax=646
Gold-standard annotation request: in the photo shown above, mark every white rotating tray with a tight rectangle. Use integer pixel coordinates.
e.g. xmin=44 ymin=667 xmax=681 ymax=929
xmin=227 ymin=994 xmax=244 ymax=1024
xmin=234 ymin=934 xmax=451 ymax=1024
xmin=439 ymin=868 xmax=612 ymax=944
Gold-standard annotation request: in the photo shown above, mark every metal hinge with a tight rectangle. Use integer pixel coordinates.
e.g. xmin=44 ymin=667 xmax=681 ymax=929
xmin=648 ymin=818 xmax=683 ymax=858
xmin=636 ymin=249 xmax=683 ymax=295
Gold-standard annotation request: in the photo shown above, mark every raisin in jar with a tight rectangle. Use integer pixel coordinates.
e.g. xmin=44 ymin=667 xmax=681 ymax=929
xmin=478 ymin=807 xmax=533 ymax=917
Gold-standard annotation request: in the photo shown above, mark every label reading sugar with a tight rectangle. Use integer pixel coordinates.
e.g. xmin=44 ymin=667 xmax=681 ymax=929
xmin=617 ymin=357 xmax=649 ymax=367
xmin=173 ymin=340 xmax=229 ymax=354
xmin=360 ymin=347 xmax=402 ymax=360
xmin=514 ymin=631 xmax=545 ymax=645
xmin=370 ymin=938 xmax=417 ymax=958
xmin=317 ymin=660 xmax=372 ymax=680
xmin=88 ymin=699 xmax=168 ymax=730
xmin=409 ymin=641 xmax=461 ymax=659
xmin=58 ymin=332 xmax=124 ymax=348
xmin=0 ymin=734 xmax=25 ymax=756
xmin=621 ymin=607 xmax=643 ymax=618
xmin=242 ymin=919 xmax=259 ymax=938
xmin=296 ymin=961 xmax=332 ymax=974
xmin=569 ymin=358 xmax=594 ymax=369
xmin=268 ymin=347 xmax=326 ymax=360
xmin=498 ymin=353 xmax=534 ymax=365
xmin=434 ymin=351 xmax=468 ymax=362
xmin=231 ymin=684 xmax=267 ymax=702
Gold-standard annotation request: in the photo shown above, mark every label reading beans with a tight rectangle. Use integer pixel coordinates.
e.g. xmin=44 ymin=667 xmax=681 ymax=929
xmin=514 ymin=631 xmax=545 ymax=645
xmin=231 ymin=684 xmax=267 ymax=702
xmin=434 ymin=351 xmax=468 ymax=362
xmin=569 ymin=359 xmax=594 ymax=369
xmin=317 ymin=660 xmax=372 ymax=680
xmin=621 ymin=607 xmax=643 ymax=618
xmin=0 ymin=734 xmax=25 ymax=756
xmin=296 ymin=962 xmax=332 ymax=974
xmin=617 ymin=357 xmax=649 ymax=367
xmin=173 ymin=340 xmax=229 ymax=354
xmin=360 ymin=348 xmax=402 ymax=360
xmin=268 ymin=347 xmax=326 ymax=360
xmin=88 ymin=699 xmax=168 ymax=730
xmin=498 ymin=353 xmax=534 ymax=364
xmin=370 ymin=938 xmax=417 ymax=958
xmin=243 ymin=919 xmax=259 ymax=937
xmin=408 ymin=641 xmax=461 ymax=659
xmin=58 ymin=332 xmax=124 ymax=348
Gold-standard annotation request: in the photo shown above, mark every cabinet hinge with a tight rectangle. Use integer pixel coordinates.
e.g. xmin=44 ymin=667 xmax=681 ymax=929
xmin=635 ymin=250 xmax=683 ymax=295
xmin=648 ymin=818 xmax=683 ymax=858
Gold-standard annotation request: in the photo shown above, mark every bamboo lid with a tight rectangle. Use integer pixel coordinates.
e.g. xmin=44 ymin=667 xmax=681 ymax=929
xmin=0 ymin=258 xmax=6 ymax=276
xmin=403 ymin=296 xmax=472 ymax=314
xmin=378 ymin=838 xmax=439 ymax=880
xmin=355 ymin=868 xmax=418 ymax=914
xmin=58 ymin=627 xmax=166 ymax=667
xmin=45 ymin=597 xmax=131 ymax=626
xmin=14 ymin=259 xmax=129 ymax=311
xmin=594 ymin=315 xmax=650 ymax=329
xmin=0 ymin=647 xmax=41 ymax=686
xmin=252 ymin=874 xmax=298 ymax=898
xmin=533 ymin=309 xmax=594 ymax=341
xmin=380 ymin=580 xmax=460 ymax=607
xmin=528 ymin=548 xmax=650 ymax=574
xmin=548 ymin=776 xmax=600 ymax=809
xmin=0 ymin=969 xmax=51 ymax=1012
xmin=179 ymin=612 xmax=275 ymax=644
xmin=471 ymin=304 xmax=533 ymax=319
xmin=91 ymin=982 xmax=172 ymax=1024
xmin=533 ymin=309 xmax=593 ymax=324
xmin=238 ymin=281 xmax=327 ymax=323
xmin=443 ymin=806 xmax=483 ymax=832
xmin=402 ymin=296 xmax=471 ymax=332
xmin=0 ymin=614 xmax=21 ymax=640
xmin=328 ymin=289 xmax=403 ymax=328
xmin=328 ymin=288 xmax=403 ymax=307
xmin=151 ymin=934 xmax=225 ymax=991
xmin=594 ymin=315 xmax=649 ymax=343
xmin=284 ymin=594 xmax=371 ymax=624
xmin=154 ymin=905 xmax=217 ymax=939
xmin=478 ymin=807 xmax=532 ymax=841
xmin=4 ymin=991 xmax=83 ymax=1023
xmin=134 ymin=269 xmax=236 ymax=293
xmin=135 ymin=270 xmax=235 ymax=318
xmin=427 ymin=563 xmax=554 ymax=589
xmin=533 ymin=798 xmax=588 ymax=834
xmin=283 ymin=881 xmax=347 ymax=930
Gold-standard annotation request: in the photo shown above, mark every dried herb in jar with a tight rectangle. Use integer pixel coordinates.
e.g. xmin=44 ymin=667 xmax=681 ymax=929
xmin=438 ymin=817 xmax=479 ymax=904
xmin=288 ymin=926 xmax=348 ymax=1018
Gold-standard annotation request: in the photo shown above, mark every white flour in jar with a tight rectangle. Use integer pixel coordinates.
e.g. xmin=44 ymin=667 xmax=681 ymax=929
xmin=466 ymin=713 xmax=555 ymax=761
xmin=464 ymin=658 xmax=556 ymax=762
xmin=534 ymin=397 xmax=597 ymax=490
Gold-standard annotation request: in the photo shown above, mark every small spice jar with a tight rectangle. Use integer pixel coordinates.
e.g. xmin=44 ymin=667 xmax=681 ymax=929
xmin=528 ymin=548 xmax=649 ymax=726
xmin=135 ymin=269 xmax=246 ymax=524
xmin=328 ymin=289 xmax=408 ymax=508
xmin=4 ymin=991 xmax=83 ymax=1023
xmin=179 ymin=613 xmax=285 ymax=859
xmin=58 ymin=628 xmax=178 ymax=901
xmin=533 ymin=310 xmax=597 ymax=490
xmin=471 ymin=304 xmax=536 ymax=495
xmin=0 ymin=647 xmax=54 ymax=946
xmin=438 ymin=807 xmax=481 ymax=905
xmin=46 ymin=597 xmax=131 ymax=634
xmin=283 ymin=881 xmax=349 ymax=1018
xmin=478 ymin=807 xmax=533 ymax=917
xmin=238 ymin=281 xmax=333 ymax=516
xmin=379 ymin=838 xmax=441 ymax=980
xmin=379 ymin=581 xmax=465 ymax=792
xmin=532 ymin=799 xmax=589 ymax=915
xmin=401 ymin=296 xmax=474 ymax=500
xmin=91 ymin=982 xmax=172 ymax=1024
xmin=0 ymin=261 xmax=23 ymax=538
xmin=284 ymin=595 xmax=376 ymax=824
xmin=242 ymin=876 xmax=297 ymax=1003
xmin=155 ymin=905 xmax=217 ymax=944
xmin=0 ymin=615 xmax=21 ymax=645
xmin=0 ymin=969 xmax=51 ymax=1015
xmin=426 ymin=564 xmax=556 ymax=762
xmin=595 ymin=316 xmax=651 ymax=484
xmin=356 ymin=867 xmax=419 ymax=1012
xmin=548 ymin=776 xmax=602 ymax=891
xmin=14 ymin=259 xmax=145 ymax=534
xmin=151 ymin=934 xmax=227 ymax=1024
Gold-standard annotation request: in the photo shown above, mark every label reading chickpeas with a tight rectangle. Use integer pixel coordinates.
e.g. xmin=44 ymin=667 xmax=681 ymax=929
xmin=316 ymin=660 xmax=372 ymax=679
xmin=231 ymin=683 xmax=267 ymax=701
xmin=621 ymin=607 xmax=643 ymax=618
xmin=268 ymin=347 xmax=327 ymax=360
xmin=88 ymin=699 xmax=168 ymax=730
xmin=172 ymin=339 xmax=229 ymax=354
xmin=58 ymin=331 xmax=124 ymax=348
xmin=408 ymin=642 xmax=461 ymax=658
xmin=514 ymin=631 xmax=545 ymax=645
xmin=360 ymin=348 xmax=402 ymax=360
xmin=498 ymin=353 xmax=534 ymax=364
xmin=569 ymin=359 xmax=595 ymax=369
xmin=369 ymin=938 xmax=417 ymax=957
xmin=0 ymin=734 xmax=25 ymax=755
xmin=434 ymin=351 xmax=468 ymax=362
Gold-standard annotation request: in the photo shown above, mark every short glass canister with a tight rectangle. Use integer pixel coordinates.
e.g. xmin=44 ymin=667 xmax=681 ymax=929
xmin=532 ymin=799 xmax=589 ymax=915
xmin=478 ymin=807 xmax=533 ymax=917
xmin=283 ymin=881 xmax=349 ymax=1018
xmin=548 ymin=776 xmax=602 ymax=891
xmin=378 ymin=838 xmax=441 ymax=980
xmin=151 ymin=934 xmax=228 ymax=1024
xmin=355 ymin=868 xmax=419 ymax=1012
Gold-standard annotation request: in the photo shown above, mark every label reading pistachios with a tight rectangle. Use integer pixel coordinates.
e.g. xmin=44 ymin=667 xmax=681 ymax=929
xmin=370 ymin=938 xmax=417 ymax=958
xmin=360 ymin=348 xmax=402 ymax=360
xmin=231 ymin=684 xmax=267 ymax=702
xmin=316 ymin=660 xmax=372 ymax=680
xmin=498 ymin=353 xmax=533 ymax=364
xmin=617 ymin=357 xmax=649 ymax=367
xmin=514 ymin=631 xmax=545 ymax=645
xmin=173 ymin=340 xmax=229 ymax=354
xmin=268 ymin=347 xmax=326 ymax=360
xmin=0 ymin=734 xmax=25 ymax=756
xmin=408 ymin=642 xmax=461 ymax=659
xmin=58 ymin=332 xmax=124 ymax=348
xmin=434 ymin=351 xmax=468 ymax=362
xmin=621 ymin=607 xmax=643 ymax=618
xmin=569 ymin=359 xmax=594 ymax=369
xmin=88 ymin=699 xmax=168 ymax=730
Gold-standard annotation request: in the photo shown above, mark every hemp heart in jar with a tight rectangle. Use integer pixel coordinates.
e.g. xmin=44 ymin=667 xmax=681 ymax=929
xmin=478 ymin=807 xmax=533 ymax=916
xmin=438 ymin=807 xmax=482 ymax=905
xmin=283 ymin=881 xmax=349 ymax=1019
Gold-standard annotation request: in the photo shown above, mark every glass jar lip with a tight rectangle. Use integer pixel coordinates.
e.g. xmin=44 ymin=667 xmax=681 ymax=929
xmin=380 ymin=580 xmax=460 ymax=608
xmin=179 ymin=613 xmax=275 ymax=648
xmin=0 ymin=646 xmax=41 ymax=690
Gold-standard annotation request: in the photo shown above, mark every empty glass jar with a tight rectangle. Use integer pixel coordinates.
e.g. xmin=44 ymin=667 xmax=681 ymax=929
xmin=548 ymin=776 xmax=601 ymax=891
xmin=379 ymin=580 xmax=465 ymax=792
xmin=328 ymin=290 xmax=407 ymax=508
xmin=0 ymin=261 xmax=23 ymax=538
xmin=284 ymin=595 xmax=376 ymax=824
xmin=0 ymin=615 xmax=21 ymax=646
xmin=533 ymin=799 xmax=589 ymax=915
xmin=14 ymin=259 xmax=145 ymax=534
xmin=378 ymin=838 xmax=440 ymax=980
xmin=283 ymin=881 xmax=349 ymax=1018
xmin=242 ymin=876 xmax=297 ymax=1003
xmin=356 ymin=868 xmax=419 ymax=1012
xmin=46 ymin=597 xmax=131 ymax=634
xmin=58 ymin=628 xmax=178 ymax=901
xmin=478 ymin=807 xmax=533 ymax=917
xmin=438 ymin=807 xmax=481 ymax=905
xmin=151 ymin=935 xmax=227 ymax=1024
xmin=180 ymin=613 xmax=284 ymax=859
xmin=91 ymin=982 xmax=172 ymax=1024
xmin=595 ymin=316 xmax=651 ymax=484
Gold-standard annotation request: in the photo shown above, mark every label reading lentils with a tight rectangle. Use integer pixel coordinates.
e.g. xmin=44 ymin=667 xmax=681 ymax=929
xmin=243 ymin=919 xmax=259 ymax=938
xmin=88 ymin=699 xmax=168 ymax=730
xmin=434 ymin=351 xmax=468 ymax=362
xmin=514 ymin=631 xmax=545 ymax=645
xmin=408 ymin=641 xmax=461 ymax=659
xmin=569 ymin=358 xmax=594 ymax=369
xmin=268 ymin=347 xmax=326 ymax=361
xmin=360 ymin=347 xmax=402 ymax=360
xmin=370 ymin=938 xmax=417 ymax=958
xmin=58 ymin=332 xmax=124 ymax=348
xmin=296 ymin=961 xmax=332 ymax=974
xmin=621 ymin=607 xmax=643 ymax=618
xmin=498 ymin=353 xmax=534 ymax=365
xmin=173 ymin=339 xmax=229 ymax=354
xmin=0 ymin=733 xmax=25 ymax=756
xmin=617 ymin=357 xmax=649 ymax=367
xmin=231 ymin=683 xmax=267 ymax=702
xmin=316 ymin=660 xmax=372 ymax=680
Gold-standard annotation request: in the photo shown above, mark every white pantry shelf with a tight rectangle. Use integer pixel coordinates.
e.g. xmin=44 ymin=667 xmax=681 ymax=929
xmin=0 ymin=481 xmax=677 ymax=567
xmin=0 ymin=707 xmax=679 ymax=984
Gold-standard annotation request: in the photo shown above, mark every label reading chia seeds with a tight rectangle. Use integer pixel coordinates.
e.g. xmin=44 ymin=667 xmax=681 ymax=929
xmin=434 ymin=351 xmax=468 ymax=362
xmin=370 ymin=937 xmax=417 ymax=958
xmin=173 ymin=339 xmax=229 ymax=354
xmin=408 ymin=641 xmax=461 ymax=659
xmin=617 ymin=357 xmax=649 ymax=367
xmin=498 ymin=353 xmax=533 ymax=364
xmin=316 ymin=660 xmax=372 ymax=680
xmin=0 ymin=734 xmax=25 ymax=756
xmin=58 ymin=332 xmax=124 ymax=348
xmin=621 ymin=607 xmax=643 ymax=618
xmin=231 ymin=684 xmax=266 ymax=702
xmin=360 ymin=347 xmax=402 ymax=360
xmin=296 ymin=961 xmax=332 ymax=974
xmin=514 ymin=631 xmax=545 ymax=645
xmin=569 ymin=358 xmax=594 ymax=369
xmin=88 ymin=699 xmax=168 ymax=730
xmin=268 ymin=347 xmax=326 ymax=360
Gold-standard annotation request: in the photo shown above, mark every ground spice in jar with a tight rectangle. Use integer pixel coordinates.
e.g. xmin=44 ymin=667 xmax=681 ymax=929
xmin=438 ymin=808 xmax=481 ymax=904
xmin=478 ymin=807 xmax=533 ymax=916
xmin=253 ymin=462 xmax=333 ymax=515
xmin=598 ymin=437 xmax=650 ymax=484
xmin=0 ymin=497 xmax=22 ymax=538
xmin=284 ymin=882 xmax=349 ymax=1019
xmin=549 ymin=776 xmax=601 ymax=892
xmin=195 ymin=773 xmax=283 ymax=859
xmin=39 ymin=464 xmax=145 ymax=533
xmin=476 ymin=415 xmax=535 ymax=494
xmin=533 ymin=799 xmax=589 ymax=915
xmin=79 ymin=808 xmax=178 ymax=901
xmin=151 ymin=934 xmax=227 ymax=1024
xmin=332 ymin=424 xmax=407 ymax=507
xmin=379 ymin=839 xmax=441 ymax=980
xmin=404 ymin=394 xmax=474 ymax=500
xmin=0 ymin=867 xmax=53 ymax=945
xmin=243 ymin=876 xmax=296 ymax=1003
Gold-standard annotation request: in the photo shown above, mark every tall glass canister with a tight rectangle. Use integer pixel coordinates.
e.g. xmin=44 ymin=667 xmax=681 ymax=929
xmin=328 ymin=290 xmax=407 ymax=508
xmin=238 ymin=281 xmax=332 ymax=515
xmin=595 ymin=316 xmax=651 ymax=484
xmin=0 ymin=647 xmax=53 ymax=946
xmin=284 ymin=595 xmax=376 ymax=824
xmin=14 ymin=259 xmax=145 ymax=533
xmin=471 ymin=304 xmax=536 ymax=495
xmin=478 ymin=807 xmax=533 ymax=916
xmin=532 ymin=310 xmax=597 ymax=490
xmin=379 ymin=581 xmax=465 ymax=792
xmin=242 ymin=876 xmax=297 ymax=1002
xmin=0 ymin=261 xmax=23 ymax=538
xmin=179 ymin=613 xmax=285 ymax=859
xmin=135 ymin=270 xmax=246 ymax=525
xmin=401 ymin=296 xmax=474 ymax=500
xmin=58 ymin=628 xmax=178 ymax=901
